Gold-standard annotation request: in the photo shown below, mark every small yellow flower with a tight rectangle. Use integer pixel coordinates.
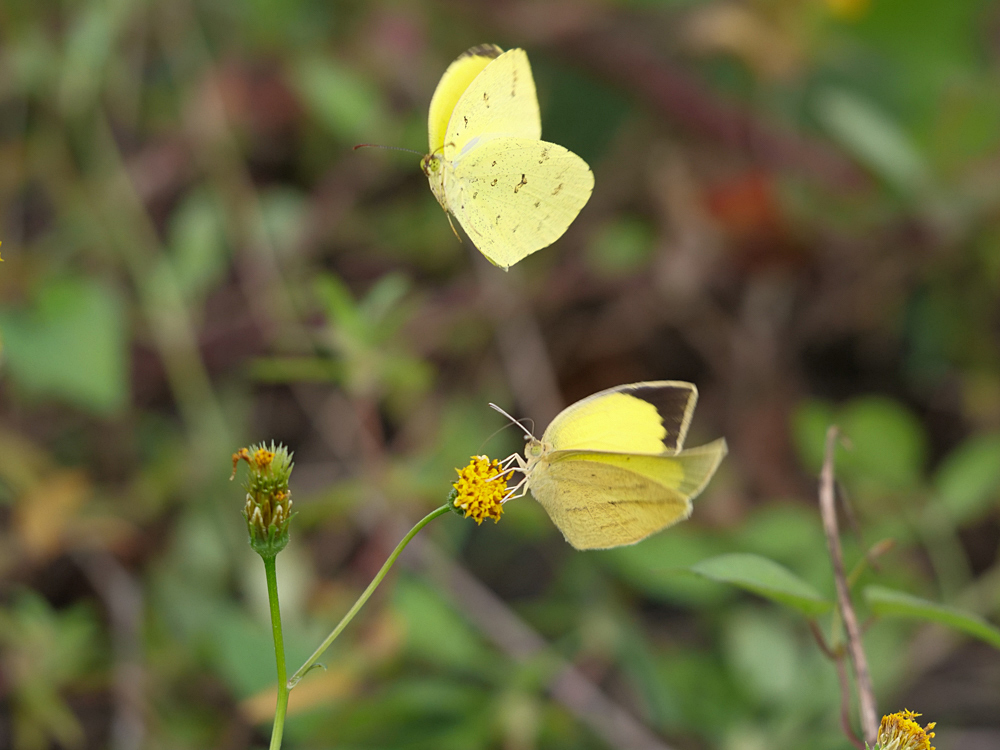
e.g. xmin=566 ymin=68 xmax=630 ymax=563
xmin=231 ymin=446 xmax=276 ymax=477
xmin=877 ymin=710 xmax=936 ymax=750
xmin=452 ymin=455 xmax=511 ymax=525
xmin=253 ymin=447 xmax=275 ymax=469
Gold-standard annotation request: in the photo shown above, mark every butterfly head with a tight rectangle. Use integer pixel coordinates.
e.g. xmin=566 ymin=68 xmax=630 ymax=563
xmin=523 ymin=436 xmax=553 ymax=472
xmin=420 ymin=153 xmax=440 ymax=175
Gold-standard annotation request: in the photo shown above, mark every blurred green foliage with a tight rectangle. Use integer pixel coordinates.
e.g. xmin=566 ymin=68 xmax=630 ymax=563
xmin=2 ymin=0 xmax=1000 ymax=748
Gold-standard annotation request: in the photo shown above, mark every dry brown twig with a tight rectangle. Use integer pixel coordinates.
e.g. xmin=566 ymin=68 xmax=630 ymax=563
xmin=819 ymin=426 xmax=878 ymax=746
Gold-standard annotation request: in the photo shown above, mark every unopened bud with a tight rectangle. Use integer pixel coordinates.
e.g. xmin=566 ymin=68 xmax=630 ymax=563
xmin=232 ymin=441 xmax=295 ymax=559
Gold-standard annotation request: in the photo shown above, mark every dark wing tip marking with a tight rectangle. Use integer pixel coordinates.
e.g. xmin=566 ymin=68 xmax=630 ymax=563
xmin=622 ymin=384 xmax=694 ymax=451
xmin=458 ymin=44 xmax=503 ymax=61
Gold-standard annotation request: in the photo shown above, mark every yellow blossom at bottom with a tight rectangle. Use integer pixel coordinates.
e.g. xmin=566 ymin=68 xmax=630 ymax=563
xmin=452 ymin=455 xmax=510 ymax=525
xmin=877 ymin=710 xmax=936 ymax=750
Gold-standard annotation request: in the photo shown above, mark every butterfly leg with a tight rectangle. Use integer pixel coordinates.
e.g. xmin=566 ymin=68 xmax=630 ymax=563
xmin=445 ymin=212 xmax=462 ymax=243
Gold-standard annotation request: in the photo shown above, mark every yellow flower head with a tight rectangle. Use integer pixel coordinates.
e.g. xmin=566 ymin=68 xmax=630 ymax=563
xmin=231 ymin=446 xmax=276 ymax=477
xmin=253 ymin=447 xmax=275 ymax=469
xmin=877 ymin=710 xmax=936 ymax=750
xmin=452 ymin=455 xmax=511 ymax=525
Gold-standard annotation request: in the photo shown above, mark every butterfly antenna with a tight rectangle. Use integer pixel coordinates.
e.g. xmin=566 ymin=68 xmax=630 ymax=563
xmin=488 ymin=403 xmax=534 ymax=439
xmin=353 ymin=144 xmax=424 ymax=155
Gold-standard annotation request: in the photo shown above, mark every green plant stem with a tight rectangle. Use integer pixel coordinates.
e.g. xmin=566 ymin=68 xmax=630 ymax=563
xmin=264 ymin=555 xmax=289 ymax=750
xmin=288 ymin=504 xmax=450 ymax=688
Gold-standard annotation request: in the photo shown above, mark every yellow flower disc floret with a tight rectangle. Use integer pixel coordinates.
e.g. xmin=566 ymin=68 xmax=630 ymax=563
xmin=877 ymin=710 xmax=936 ymax=750
xmin=452 ymin=455 xmax=510 ymax=525
xmin=253 ymin=447 xmax=275 ymax=470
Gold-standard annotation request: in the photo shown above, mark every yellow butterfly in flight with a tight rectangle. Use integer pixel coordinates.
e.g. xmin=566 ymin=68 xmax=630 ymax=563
xmin=421 ymin=45 xmax=594 ymax=270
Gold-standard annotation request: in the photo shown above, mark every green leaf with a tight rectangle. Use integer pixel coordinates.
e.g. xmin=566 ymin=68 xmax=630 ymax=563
xmin=690 ymin=553 xmax=832 ymax=616
xmin=932 ymin=433 xmax=1000 ymax=524
xmin=585 ymin=216 xmax=654 ymax=277
xmin=814 ymin=88 xmax=929 ymax=193
xmin=0 ymin=278 xmax=128 ymax=414
xmin=790 ymin=399 xmax=836 ymax=474
xmin=167 ymin=188 xmax=228 ymax=301
xmin=603 ymin=529 xmax=730 ymax=606
xmin=293 ymin=57 xmax=387 ymax=143
xmin=864 ymin=585 xmax=1000 ymax=650
xmin=392 ymin=576 xmax=489 ymax=670
xmin=838 ymin=396 xmax=927 ymax=490
xmin=792 ymin=396 xmax=927 ymax=490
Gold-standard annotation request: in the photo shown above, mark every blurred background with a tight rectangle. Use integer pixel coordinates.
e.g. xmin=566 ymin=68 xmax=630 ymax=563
xmin=2 ymin=0 xmax=1000 ymax=748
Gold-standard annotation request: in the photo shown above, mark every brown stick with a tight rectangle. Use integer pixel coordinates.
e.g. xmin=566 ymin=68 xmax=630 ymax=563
xmin=806 ymin=620 xmax=864 ymax=750
xmin=819 ymin=426 xmax=878 ymax=745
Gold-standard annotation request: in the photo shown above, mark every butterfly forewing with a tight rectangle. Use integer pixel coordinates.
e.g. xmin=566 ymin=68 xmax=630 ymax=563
xmin=428 ymin=45 xmax=502 ymax=154
xmin=443 ymin=49 xmax=541 ymax=158
xmin=541 ymin=381 xmax=698 ymax=455
xmin=446 ymin=137 xmax=593 ymax=268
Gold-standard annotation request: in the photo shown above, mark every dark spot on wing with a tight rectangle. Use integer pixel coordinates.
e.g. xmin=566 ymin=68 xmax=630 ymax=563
xmin=463 ymin=116 xmax=468 ymax=127
xmin=514 ymin=174 xmax=527 ymax=193
xmin=483 ymin=92 xmax=489 ymax=107
xmin=492 ymin=160 xmax=496 ymax=167
xmin=491 ymin=178 xmax=498 ymax=186
xmin=552 ymin=183 xmax=563 ymax=195
xmin=473 ymin=191 xmax=478 ymax=199
xmin=495 ymin=214 xmax=501 ymax=225
xmin=533 ymin=201 xmax=540 ymax=208
xmin=539 ymin=148 xmax=550 ymax=164
xmin=622 ymin=384 xmax=695 ymax=451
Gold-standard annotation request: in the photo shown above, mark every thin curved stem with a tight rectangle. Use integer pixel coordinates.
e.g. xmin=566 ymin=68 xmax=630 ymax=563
xmin=820 ymin=426 xmax=878 ymax=745
xmin=287 ymin=504 xmax=451 ymax=688
xmin=263 ymin=556 xmax=289 ymax=750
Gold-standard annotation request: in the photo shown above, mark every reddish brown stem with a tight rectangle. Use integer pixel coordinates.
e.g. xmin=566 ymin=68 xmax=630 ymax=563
xmin=820 ymin=426 xmax=878 ymax=745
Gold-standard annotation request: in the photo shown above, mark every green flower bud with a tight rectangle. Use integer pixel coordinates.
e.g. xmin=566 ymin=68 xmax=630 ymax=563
xmin=231 ymin=442 xmax=295 ymax=559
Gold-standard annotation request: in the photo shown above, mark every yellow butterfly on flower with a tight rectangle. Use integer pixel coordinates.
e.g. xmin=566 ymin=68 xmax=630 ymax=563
xmin=454 ymin=382 xmax=727 ymax=549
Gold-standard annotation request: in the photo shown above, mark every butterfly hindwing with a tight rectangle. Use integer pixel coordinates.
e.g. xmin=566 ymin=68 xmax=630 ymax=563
xmin=447 ymin=136 xmax=593 ymax=268
xmin=529 ymin=439 xmax=727 ymax=550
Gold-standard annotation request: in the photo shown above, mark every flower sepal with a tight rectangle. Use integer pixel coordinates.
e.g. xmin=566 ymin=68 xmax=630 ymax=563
xmin=247 ymin=514 xmax=294 ymax=560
